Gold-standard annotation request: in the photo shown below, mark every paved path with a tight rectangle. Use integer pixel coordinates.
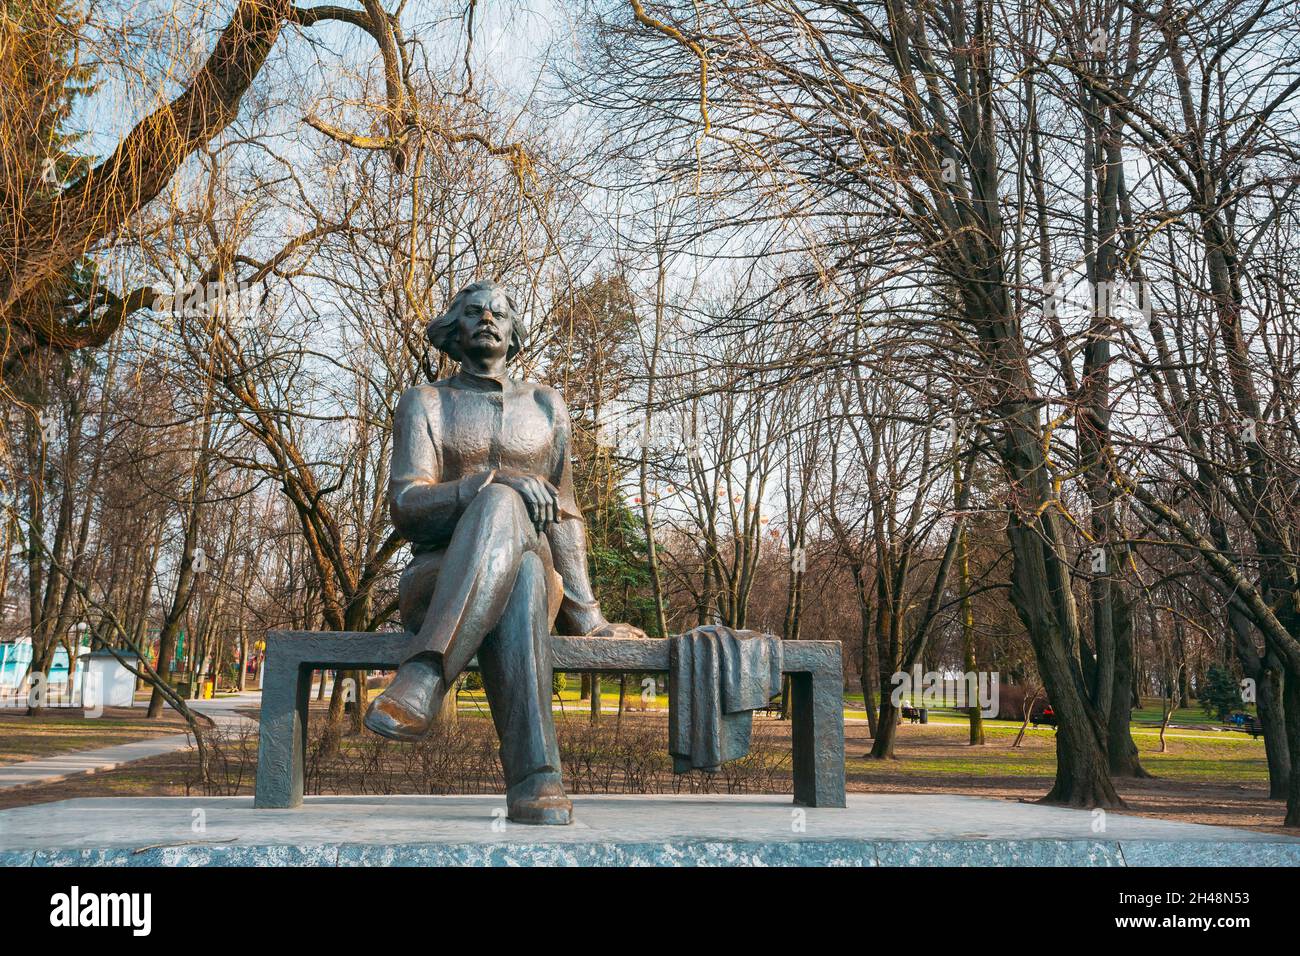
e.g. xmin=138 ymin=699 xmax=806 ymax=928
xmin=0 ymin=692 xmax=260 ymax=792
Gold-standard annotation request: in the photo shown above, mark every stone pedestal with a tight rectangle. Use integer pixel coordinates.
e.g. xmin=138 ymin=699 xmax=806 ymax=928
xmin=2 ymin=794 xmax=1296 ymax=867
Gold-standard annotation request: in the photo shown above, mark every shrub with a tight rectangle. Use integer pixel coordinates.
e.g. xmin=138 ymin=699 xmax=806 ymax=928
xmin=188 ymin=711 xmax=791 ymax=798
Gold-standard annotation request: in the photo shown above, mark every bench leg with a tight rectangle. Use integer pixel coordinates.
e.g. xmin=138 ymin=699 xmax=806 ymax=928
xmin=790 ymin=669 xmax=846 ymax=808
xmin=254 ymin=657 xmax=309 ymax=808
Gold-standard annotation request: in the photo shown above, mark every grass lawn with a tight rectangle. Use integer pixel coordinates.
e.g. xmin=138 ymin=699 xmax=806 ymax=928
xmin=0 ymin=708 xmax=189 ymax=766
xmin=847 ymin=718 xmax=1270 ymax=785
xmin=454 ymin=675 xmax=670 ymax=713
xmin=1 ymin=684 xmax=1261 ymax=767
xmin=1129 ymin=700 xmax=1254 ymax=727
xmin=842 ymin=715 xmax=1289 ymax=832
xmin=380 ymin=676 xmax=1278 ymax=795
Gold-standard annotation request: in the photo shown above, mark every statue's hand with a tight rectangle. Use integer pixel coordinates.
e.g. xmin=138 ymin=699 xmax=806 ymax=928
xmin=492 ymin=470 xmax=561 ymax=533
xmin=585 ymin=622 xmax=649 ymax=640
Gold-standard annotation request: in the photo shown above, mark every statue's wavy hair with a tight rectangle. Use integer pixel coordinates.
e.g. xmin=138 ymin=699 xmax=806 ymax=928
xmin=425 ymin=280 xmax=524 ymax=363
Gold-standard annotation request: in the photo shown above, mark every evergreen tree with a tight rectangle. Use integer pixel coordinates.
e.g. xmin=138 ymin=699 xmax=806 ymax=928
xmin=1200 ymin=665 xmax=1243 ymax=722
xmin=544 ymin=274 xmax=660 ymax=633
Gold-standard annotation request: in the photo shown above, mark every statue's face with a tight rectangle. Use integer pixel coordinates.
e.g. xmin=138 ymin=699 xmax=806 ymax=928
xmin=455 ymin=286 xmax=513 ymax=362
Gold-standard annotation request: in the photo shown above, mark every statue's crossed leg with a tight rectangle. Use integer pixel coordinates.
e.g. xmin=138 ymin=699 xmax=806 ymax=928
xmin=365 ymin=483 xmax=571 ymax=824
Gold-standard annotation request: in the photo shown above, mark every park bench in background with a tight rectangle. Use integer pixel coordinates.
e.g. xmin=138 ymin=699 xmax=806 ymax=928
xmin=899 ymin=704 xmax=929 ymax=724
xmin=253 ymin=631 xmax=846 ymax=811
xmin=1226 ymin=713 xmax=1263 ymax=739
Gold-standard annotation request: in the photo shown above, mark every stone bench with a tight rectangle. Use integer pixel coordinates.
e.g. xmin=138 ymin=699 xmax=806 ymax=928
xmin=253 ymin=631 xmax=846 ymax=810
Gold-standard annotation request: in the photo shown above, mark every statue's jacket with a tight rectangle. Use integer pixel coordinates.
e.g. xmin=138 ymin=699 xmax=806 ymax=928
xmin=388 ymin=369 xmax=606 ymax=637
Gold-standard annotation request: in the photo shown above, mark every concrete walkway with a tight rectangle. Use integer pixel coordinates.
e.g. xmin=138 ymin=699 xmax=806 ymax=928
xmin=0 ymin=692 xmax=260 ymax=792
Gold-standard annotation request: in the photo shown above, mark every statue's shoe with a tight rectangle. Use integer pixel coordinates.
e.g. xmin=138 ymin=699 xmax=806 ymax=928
xmin=506 ymin=771 xmax=573 ymax=825
xmin=363 ymin=658 xmax=444 ymax=741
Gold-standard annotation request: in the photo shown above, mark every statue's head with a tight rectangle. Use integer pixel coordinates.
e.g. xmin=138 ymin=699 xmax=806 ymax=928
xmin=426 ymin=280 xmax=524 ymax=365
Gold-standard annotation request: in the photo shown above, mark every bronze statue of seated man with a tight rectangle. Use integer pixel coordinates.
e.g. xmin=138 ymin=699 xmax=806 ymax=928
xmin=365 ymin=280 xmax=645 ymax=825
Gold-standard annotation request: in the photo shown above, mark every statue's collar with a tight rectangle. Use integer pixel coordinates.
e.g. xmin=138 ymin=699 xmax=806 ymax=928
xmin=451 ymin=368 xmax=514 ymax=393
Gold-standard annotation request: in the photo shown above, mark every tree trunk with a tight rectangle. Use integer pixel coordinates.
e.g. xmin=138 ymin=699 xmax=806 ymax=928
xmin=1258 ymin=660 xmax=1291 ymax=800
xmin=615 ymin=674 xmax=627 ymax=738
xmin=957 ymin=503 xmax=984 ymax=745
xmin=350 ymin=669 xmax=368 ymax=733
xmin=855 ymin=567 xmax=878 ymax=737
xmin=1284 ymin=663 xmax=1300 ymax=827
xmin=1107 ymin=589 xmax=1148 ymax=777
xmin=1178 ymin=655 xmax=1191 ymax=709
xmin=147 ymin=623 xmax=182 ymax=717
xmin=869 ymin=574 xmax=902 ymax=759
xmin=147 ymin=411 xmax=212 ymax=717
xmin=869 ymin=698 xmax=901 ymax=760
xmin=1006 ymin=512 xmax=1124 ymax=807
xmin=236 ymin=627 xmax=248 ymax=692
xmin=437 ymin=680 xmax=456 ymax=724
xmin=1227 ymin=605 xmax=1291 ymax=798
xmin=868 ymin=569 xmax=900 ymax=758
xmin=327 ymin=669 xmax=345 ymax=725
